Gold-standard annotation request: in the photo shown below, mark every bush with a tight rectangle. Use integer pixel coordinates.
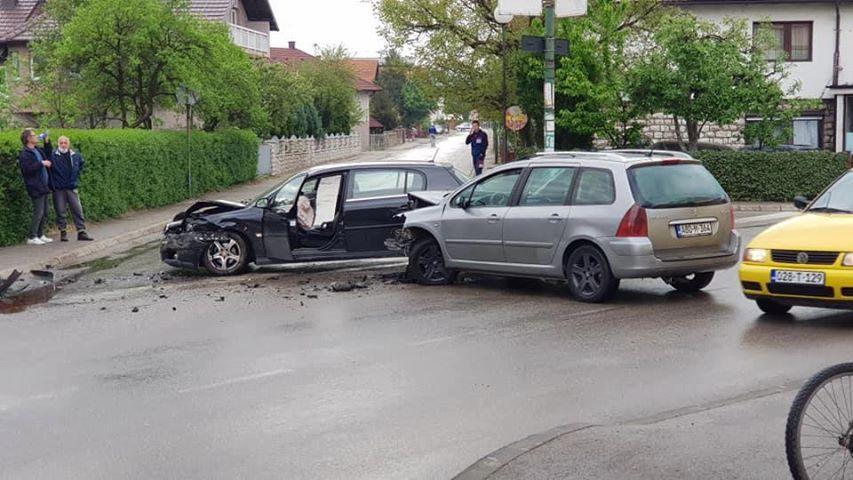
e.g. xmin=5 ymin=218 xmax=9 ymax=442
xmin=0 ymin=129 xmax=258 ymax=247
xmin=695 ymin=151 xmax=850 ymax=202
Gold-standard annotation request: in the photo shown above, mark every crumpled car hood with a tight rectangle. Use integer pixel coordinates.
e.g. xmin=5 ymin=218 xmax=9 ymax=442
xmin=173 ymin=200 xmax=248 ymax=221
xmin=408 ymin=190 xmax=450 ymax=207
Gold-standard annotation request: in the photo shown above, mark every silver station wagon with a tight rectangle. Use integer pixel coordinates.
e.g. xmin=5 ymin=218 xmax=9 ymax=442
xmin=399 ymin=151 xmax=741 ymax=302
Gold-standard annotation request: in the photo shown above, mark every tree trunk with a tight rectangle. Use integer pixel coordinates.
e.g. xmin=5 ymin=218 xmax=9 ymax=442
xmin=686 ymin=119 xmax=700 ymax=152
xmin=672 ymin=115 xmax=686 ymax=151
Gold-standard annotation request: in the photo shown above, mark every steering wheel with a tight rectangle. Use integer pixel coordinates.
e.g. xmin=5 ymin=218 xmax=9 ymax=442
xmin=490 ymin=192 xmax=509 ymax=206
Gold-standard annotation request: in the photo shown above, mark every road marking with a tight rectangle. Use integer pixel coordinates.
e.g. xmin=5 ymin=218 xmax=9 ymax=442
xmin=178 ymin=368 xmax=292 ymax=394
xmin=0 ymin=387 xmax=79 ymax=412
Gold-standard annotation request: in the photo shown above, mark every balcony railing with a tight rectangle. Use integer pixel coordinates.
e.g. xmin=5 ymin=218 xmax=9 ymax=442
xmin=229 ymin=23 xmax=270 ymax=56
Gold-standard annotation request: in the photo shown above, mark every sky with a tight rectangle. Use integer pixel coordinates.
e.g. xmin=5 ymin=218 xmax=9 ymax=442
xmin=269 ymin=0 xmax=386 ymax=58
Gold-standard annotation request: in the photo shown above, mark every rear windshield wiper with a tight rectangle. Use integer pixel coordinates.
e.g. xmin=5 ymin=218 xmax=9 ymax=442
xmin=808 ymin=206 xmax=852 ymax=214
xmin=647 ymin=197 xmax=726 ymax=209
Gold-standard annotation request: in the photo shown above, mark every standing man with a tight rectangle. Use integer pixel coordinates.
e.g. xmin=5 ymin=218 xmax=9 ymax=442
xmin=51 ymin=136 xmax=93 ymax=241
xmin=465 ymin=120 xmax=488 ymax=175
xmin=18 ymin=129 xmax=53 ymax=245
xmin=428 ymin=124 xmax=438 ymax=149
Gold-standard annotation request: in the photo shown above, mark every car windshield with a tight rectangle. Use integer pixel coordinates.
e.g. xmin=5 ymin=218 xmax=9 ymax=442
xmin=808 ymin=171 xmax=853 ymax=214
xmin=254 ymin=173 xmax=306 ymax=206
xmin=628 ymin=163 xmax=727 ymax=208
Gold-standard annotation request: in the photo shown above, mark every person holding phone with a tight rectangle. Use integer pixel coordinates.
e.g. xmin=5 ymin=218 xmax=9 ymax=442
xmin=465 ymin=120 xmax=488 ymax=175
xmin=18 ymin=128 xmax=53 ymax=245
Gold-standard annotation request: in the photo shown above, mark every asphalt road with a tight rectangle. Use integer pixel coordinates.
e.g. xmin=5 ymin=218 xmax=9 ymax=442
xmin=3 ymin=220 xmax=853 ymax=480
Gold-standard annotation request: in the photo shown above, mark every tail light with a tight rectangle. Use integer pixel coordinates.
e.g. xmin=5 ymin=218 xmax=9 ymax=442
xmin=616 ymin=204 xmax=648 ymax=237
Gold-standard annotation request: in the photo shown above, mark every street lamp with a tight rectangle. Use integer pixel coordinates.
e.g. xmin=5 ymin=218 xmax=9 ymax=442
xmin=176 ymin=85 xmax=198 ymax=196
xmin=494 ymin=11 xmax=513 ymax=164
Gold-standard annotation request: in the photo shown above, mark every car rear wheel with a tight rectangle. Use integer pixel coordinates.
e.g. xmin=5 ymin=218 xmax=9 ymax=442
xmin=408 ymin=237 xmax=457 ymax=285
xmin=756 ymin=298 xmax=793 ymax=315
xmin=566 ymin=245 xmax=619 ymax=303
xmin=664 ymin=272 xmax=714 ymax=293
xmin=202 ymin=233 xmax=248 ymax=276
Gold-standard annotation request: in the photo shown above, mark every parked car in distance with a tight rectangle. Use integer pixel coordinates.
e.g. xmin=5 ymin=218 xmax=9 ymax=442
xmin=456 ymin=122 xmax=472 ymax=132
xmin=161 ymin=162 xmax=468 ymax=275
xmin=740 ymin=169 xmax=853 ymax=314
xmin=397 ymin=151 xmax=740 ymax=303
xmin=650 ymin=141 xmax=734 ymax=152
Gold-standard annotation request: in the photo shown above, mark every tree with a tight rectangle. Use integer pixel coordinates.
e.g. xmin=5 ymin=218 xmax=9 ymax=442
xmin=30 ymin=0 xmax=263 ymax=130
xmin=375 ymin=0 xmax=509 ymax=121
xmin=187 ymin=22 xmax=265 ymax=132
xmin=256 ymin=60 xmax=321 ymax=138
xmin=370 ymin=50 xmax=408 ymax=129
xmin=299 ymin=46 xmax=361 ymax=136
xmin=629 ymin=14 xmax=791 ymax=151
xmin=553 ymin=0 xmax=661 ymax=148
xmin=401 ymin=77 xmax=436 ymax=128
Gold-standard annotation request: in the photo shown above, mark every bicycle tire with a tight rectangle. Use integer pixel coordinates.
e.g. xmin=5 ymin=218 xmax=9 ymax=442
xmin=786 ymin=363 xmax=853 ymax=480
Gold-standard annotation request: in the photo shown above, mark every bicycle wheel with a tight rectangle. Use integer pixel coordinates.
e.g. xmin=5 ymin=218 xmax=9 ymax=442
xmin=787 ymin=363 xmax=853 ymax=480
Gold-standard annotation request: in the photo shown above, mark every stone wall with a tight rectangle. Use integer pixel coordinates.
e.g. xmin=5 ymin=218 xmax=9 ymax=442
xmin=641 ymin=113 xmax=746 ymax=147
xmin=262 ymin=133 xmax=361 ymax=177
xmin=369 ymin=129 xmax=406 ymax=150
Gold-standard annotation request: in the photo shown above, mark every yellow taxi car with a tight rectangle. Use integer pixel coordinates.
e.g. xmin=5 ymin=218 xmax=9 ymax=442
xmin=740 ymin=169 xmax=853 ymax=314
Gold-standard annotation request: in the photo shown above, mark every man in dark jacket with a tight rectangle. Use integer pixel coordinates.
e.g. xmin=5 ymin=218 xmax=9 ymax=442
xmin=18 ymin=128 xmax=53 ymax=245
xmin=51 ymin=136 xmax=93 ymax=241
xmin=465 ymin=120 xmax=488 ymax=175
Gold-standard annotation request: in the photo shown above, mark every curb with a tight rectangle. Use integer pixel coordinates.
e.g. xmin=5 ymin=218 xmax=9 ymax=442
xmin=452 ymin=423 xmax=594 ymax=480
xmin=0 ymin=221 xmax=163 ymax=279
xmin=735 ymin=211 xmax=797 ymax=229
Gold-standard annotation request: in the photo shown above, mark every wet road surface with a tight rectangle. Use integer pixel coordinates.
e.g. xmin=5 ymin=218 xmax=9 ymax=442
xmin=2 ymin=219 xmax=853 ymax=479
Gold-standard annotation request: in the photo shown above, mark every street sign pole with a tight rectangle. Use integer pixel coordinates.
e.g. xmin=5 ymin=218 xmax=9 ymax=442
xmin=543 ymin=0 xmax=556 ymax=152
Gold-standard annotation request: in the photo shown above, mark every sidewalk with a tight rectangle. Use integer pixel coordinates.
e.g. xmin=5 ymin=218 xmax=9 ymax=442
xmin=0 ymin=139 xmax=431 ymax=278
xmin=733 ymin=201 xmax=798 ymax=212
xmin=457 ymin=387 xmax=796 ymax=480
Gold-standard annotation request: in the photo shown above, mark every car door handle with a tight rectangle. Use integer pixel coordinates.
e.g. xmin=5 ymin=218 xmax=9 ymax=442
xmin=487 ymin=214 xmax=501 ymax=224
xmin=549 ymin=214 xmax=564 ymax=223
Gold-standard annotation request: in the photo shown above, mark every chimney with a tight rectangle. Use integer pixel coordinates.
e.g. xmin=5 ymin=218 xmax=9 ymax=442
xmin=288 ymin=41 xmax=296 ymax=49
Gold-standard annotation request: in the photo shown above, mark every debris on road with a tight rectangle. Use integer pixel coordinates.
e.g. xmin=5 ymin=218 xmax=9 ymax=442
xmin=0 ymin=270 xmax=56 ymax=314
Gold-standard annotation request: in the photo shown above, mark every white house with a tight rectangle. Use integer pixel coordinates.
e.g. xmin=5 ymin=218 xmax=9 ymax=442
xmin=670 ymin=0 xmax=853 ymax=152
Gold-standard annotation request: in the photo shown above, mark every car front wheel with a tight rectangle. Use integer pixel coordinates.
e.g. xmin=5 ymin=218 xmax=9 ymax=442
xmin=566 ymin=245 xmax=619 ymax=303
xmin=664 ymin=272 xmax=714 ymax=293
xmin=408 ymin=237 xmax=457 ymax=285
xmin=202 ymin=232 xmax=249 ymax=276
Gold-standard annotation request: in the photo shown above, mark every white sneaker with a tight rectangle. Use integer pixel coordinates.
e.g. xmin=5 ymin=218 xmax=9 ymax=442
xmin=39 ymin=236 xmax=53 ymax=243
xmin=27 ymin=237 xmax=46 ymax=245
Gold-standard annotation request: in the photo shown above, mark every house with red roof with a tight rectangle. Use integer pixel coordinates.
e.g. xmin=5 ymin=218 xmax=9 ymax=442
xmin=0 ymin=0 xmax=278 ymax=124
xmin=270 ymin=42 xmax=382 ymax=151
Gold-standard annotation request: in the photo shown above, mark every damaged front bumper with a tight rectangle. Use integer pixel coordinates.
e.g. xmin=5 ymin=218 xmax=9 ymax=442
xmin=160 ymin=230 xmax=230 ymax=270
xmin=384 ymin=228 xmax=416 ymax=252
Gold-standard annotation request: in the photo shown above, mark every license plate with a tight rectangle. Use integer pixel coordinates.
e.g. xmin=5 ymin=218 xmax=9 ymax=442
xmin=675 ymin=222 xmax=713 ymax=238
xmin=771 ymin=270 xmax=826 ymax=285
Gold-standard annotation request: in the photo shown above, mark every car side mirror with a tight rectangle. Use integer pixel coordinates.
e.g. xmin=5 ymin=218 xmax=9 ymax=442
xmin=793 ymin=195 xmax=810 ymax=210
xmin=255 ymin=198 xmax=270 ymax=209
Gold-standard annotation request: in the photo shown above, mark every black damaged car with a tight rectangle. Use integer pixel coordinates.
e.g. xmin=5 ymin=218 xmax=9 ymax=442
xmin=161 ymin=162 xmax=468 ymax=275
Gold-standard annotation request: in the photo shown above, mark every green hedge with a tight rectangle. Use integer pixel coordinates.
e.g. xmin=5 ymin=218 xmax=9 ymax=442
xmin=696 ymin=151 xmax=850 ymax=202
xmin=0 ymin=129 xmax=258 ymax=246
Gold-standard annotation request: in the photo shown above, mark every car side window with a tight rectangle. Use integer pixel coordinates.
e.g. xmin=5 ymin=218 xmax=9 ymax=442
xmin=451 ymin=184 xmax=476 ymax=208
xmin=467 ymin=170 xmax=521 ymax=208
xmin=406 ymin=171 xmax=426 ymax=192
xmin=350 ymin=169 xmax=425 ymax=199
xmin=518 ymin=167 xmax=576 ymax=206
xmin=573 ymin=169 xmax=615 ymax=205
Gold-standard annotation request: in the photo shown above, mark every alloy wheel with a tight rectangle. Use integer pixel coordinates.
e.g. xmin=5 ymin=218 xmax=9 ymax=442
xmin=417 ymin=243 xmax=448 ymax=282
xmin=570 ymin=253 xmax=604 ymax=297
xmin=207 ymin=239 xmax=242 ymax=273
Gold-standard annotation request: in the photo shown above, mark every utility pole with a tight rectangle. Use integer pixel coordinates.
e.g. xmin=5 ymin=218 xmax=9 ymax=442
xmin=543 ymin=0 xmax=556 ymax=152
xmin=501 ymin=23 xmax=509 ymax=164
